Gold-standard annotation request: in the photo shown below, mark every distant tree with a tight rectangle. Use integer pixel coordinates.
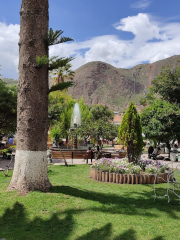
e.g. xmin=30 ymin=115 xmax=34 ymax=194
xmin=51 ymin=63 xmax=75 ymax=85
xmin=50 ymin=124 xmax=62 ymax=144
xmin=48 ymin=91 xmax=73 ymax=126
xmin=78 ymin=97 xmax=92 ymax=124
xmin=0 ymin=80 xmax=17 ymax=139
xmin=119 ymin=102 xmax=144 ymax=163
xmin=103 ymin=124 xmax=119 ymax=142
xmin=139 ymin=88 xmax=156 ymax=106
xmin=141 ymin=99 xmax=180 ymax=152
xmin=151 ymin=65 xmax=180 ymax=105
xmin=59 ymin=99 xmax=75 ymax=139
xmin=90 ymin=105 xmax=114 ymax=122
xmin=75 ymin=104 xmax=115 ymax=147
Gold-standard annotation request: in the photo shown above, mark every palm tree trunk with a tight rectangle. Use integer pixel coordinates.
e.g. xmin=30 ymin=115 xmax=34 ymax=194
xmin=7 ymin=0 xmax=51 ymax=193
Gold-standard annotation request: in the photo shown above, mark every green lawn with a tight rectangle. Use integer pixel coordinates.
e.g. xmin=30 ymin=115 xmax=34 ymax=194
xmin=0 ymin=164 xmax=180 ymax=240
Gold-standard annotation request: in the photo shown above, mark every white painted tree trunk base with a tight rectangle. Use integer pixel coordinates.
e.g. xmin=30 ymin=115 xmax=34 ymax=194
xmin=7 ymin=150 xmax=51 ymax=193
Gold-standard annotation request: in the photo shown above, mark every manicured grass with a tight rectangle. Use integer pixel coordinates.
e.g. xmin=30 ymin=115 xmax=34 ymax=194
xmin=0 ymin=164 xmax=180 ymax=240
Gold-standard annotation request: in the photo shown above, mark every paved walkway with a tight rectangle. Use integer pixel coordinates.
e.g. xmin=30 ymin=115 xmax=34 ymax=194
xmin=1 ymin=152 xmax=180 ymax=170
xmin=0 ymin=158 xmax=14 ymax=171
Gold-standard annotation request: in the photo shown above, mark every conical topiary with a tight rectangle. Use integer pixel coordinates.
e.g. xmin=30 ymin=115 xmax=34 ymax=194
xmin=119 ymin=102 xmax=144 ymax=163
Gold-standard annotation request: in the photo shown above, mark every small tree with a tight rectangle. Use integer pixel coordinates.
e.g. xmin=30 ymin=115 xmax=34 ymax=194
xmin=119 ymin=102 xmax=144 ymax=163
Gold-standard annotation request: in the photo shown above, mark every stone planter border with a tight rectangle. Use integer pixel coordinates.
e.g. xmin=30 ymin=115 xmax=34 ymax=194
xmin=89 ymin=167 xmax=167 ymax=184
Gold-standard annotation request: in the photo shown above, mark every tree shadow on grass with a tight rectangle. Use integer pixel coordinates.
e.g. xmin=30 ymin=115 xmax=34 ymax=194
xmin=76 ymin=223 xmax=137 ymax=240
xmin=50 ymin=185 xmax=180 ymax=219
xmin=0 ymin=202 xmax=74 ymax=240
xmin=0 ymin=203 xmax=164 ymax=240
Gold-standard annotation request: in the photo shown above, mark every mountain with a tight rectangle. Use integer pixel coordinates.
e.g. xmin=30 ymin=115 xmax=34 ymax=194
xmin=1 ymin=78 xmax=18 ymax=85
xmin=67 ymin=55 xmax=180 ymax=111
xmin=3 ymin=55 xmax=180 ymax=112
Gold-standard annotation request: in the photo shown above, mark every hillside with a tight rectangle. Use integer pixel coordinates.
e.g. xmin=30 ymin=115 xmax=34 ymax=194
xmin=1 ymin=78 xmax=18 ymax=85
xmin=3 ymin=55 xmax=180 ymax=111
xmin=67 ymin=55 xmax=180 ymax=111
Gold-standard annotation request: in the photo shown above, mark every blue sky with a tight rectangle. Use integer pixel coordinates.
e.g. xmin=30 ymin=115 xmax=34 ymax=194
xmin=0 ymin=0 xmax=180 ymax=79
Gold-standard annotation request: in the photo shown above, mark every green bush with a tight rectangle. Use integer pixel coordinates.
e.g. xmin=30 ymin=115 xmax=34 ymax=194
xmin=119 ymin=102 xmax=144 ymax=163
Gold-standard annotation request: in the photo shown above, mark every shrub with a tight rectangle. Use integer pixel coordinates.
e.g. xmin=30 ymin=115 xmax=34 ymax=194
xmin=119 ymin=102 xmax=144 ymax=163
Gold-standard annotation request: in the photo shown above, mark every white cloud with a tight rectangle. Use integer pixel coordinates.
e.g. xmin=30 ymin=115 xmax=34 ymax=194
xmin=1 ymin=12 xmax=180 ymax=78
xmin=131 ymin=0 xmax=152 ymax=9
xmin=115 ymin=13 xmax=167 ymax=43
xmin=0 ymin=22 xmax=19 ymax=79
xmin=50 ymin=13 xmax=180 ymax=70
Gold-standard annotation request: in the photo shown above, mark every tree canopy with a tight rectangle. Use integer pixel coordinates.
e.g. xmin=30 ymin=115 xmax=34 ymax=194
xmin=151 ymin=65 xmax=180 ymax=105
xmin=0 ymin=80 xmax=17 ymax=139
xmin=141 ymin=99 xmax=180 ymax=143
xmin=140 ymin=64 xmax=180 ymax=146
xmin=74 ymin=104 xmax=117 ymax=146
xmin=90 ymin=105 xmax=114 ymax=122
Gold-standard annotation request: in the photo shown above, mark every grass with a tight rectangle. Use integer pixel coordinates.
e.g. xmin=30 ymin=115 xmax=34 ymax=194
xmin=0 ymin=164 xmax=180 ymax=240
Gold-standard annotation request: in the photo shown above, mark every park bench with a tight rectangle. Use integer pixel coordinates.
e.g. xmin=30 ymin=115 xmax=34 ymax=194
xmin=74 ymin=151 xmax=94 ymax=164
xmin=51 ymin=150 xmax=94 ymax=164
xmin=51 ymin=151 xmax=73 ymax=160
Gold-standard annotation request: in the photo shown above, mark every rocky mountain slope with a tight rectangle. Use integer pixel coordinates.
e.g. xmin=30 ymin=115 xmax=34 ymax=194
xmin=3 ymin=55 xmax=180 ymax=112
xmin=67 ymin=55 xmax=180 ymax=111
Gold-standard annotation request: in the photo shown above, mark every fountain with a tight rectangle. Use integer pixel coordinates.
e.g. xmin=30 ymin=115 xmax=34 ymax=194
xmin=70 ymin=103 xmax=81 ymax=149
xmin=71 ymin=103 xmax=81 ymax=128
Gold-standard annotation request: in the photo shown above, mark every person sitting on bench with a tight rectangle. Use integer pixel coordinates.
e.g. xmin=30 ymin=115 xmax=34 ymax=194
xmin=149 ymin=146 xmax=161 ymax=160
xmin=148 ymin=146 xmax=154 ymax=159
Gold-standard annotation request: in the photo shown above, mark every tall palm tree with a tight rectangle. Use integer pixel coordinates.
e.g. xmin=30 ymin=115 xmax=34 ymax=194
xmin=52 ymin=63 xmax=75 ymax=85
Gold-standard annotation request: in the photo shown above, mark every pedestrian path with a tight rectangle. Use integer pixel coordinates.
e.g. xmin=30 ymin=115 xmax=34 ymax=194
xmin=0 ymin=153 xmax=180 ymax=170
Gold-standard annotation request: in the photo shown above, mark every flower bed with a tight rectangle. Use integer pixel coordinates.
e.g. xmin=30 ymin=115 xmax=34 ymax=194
xmin=89 ymin=158 xmax=169 ymax=184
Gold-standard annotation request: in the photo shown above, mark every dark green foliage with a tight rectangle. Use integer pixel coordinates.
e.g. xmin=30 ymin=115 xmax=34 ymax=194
xmin=141 ymin=99 xmax=180 ymax=142
xmin=49 ymin=81 xmax=74 ymax=93
xmin=119 ymin=102 xmax=144 ymax=163
xmin=45 ymin=28 xmax=73 ymax=46
xmin=48 ymin=105 xmax=63 ymax=126
xmin=0 ymin=80 xmax=17 ymax=139
xmin=140 ymin=65 xmax=180 ymax=146
xmin=139 ymin=87 xmax=157 ymax=106
xmin=75 ymin=104 xmax=117 ymax=145
xmin=90 ymin=105 xmax=114 ymax=122
xmin=36 ymin=28 xmax=74 ymax=72
xmin=151 ymin=65 xmax=180 ymax=105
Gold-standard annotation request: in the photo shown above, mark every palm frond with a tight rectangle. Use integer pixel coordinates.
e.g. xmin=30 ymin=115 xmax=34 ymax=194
xmin=45 ymin=28 xmax=73 ymax=46
xmin=48 ymin=57 xmax=74 ymax=71
xmin=49 ymin=81 xmax=74 ymax=93
xmin=55 ymin=37 xmax=74 ymax=45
